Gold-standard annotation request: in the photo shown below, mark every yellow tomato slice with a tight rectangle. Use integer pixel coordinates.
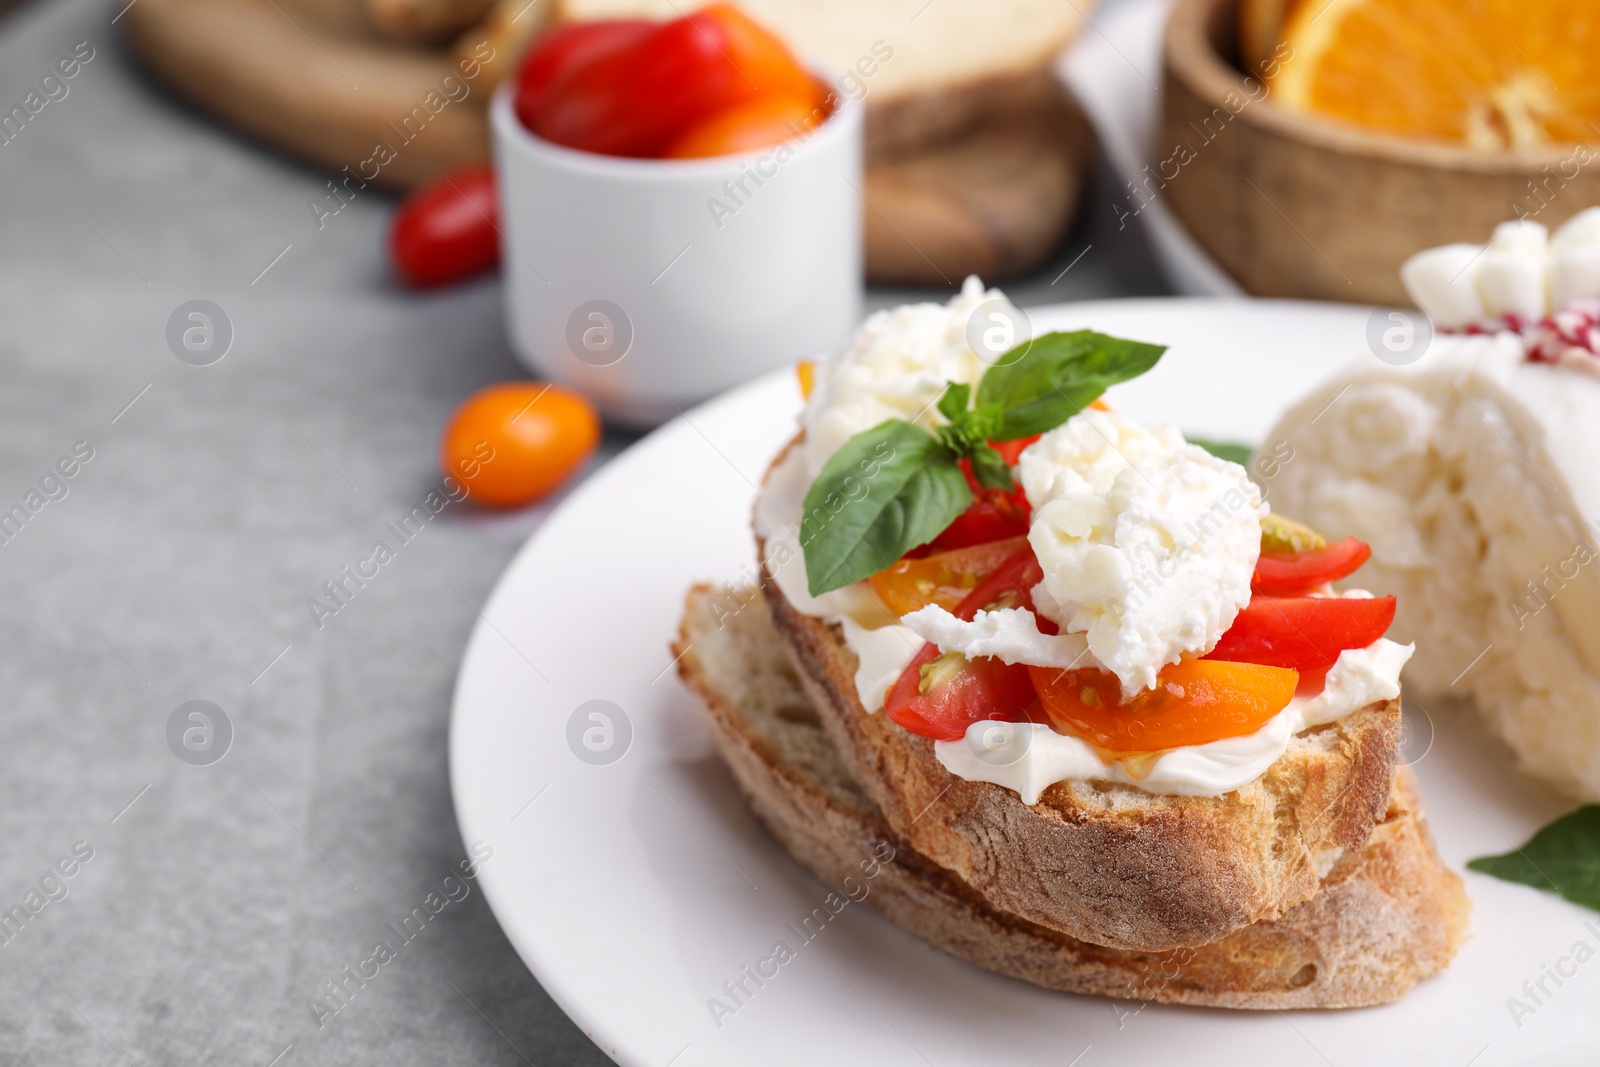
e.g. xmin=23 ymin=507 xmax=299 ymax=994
xmin=1027 ymin=659 xmax=1299 ymax=753
xmin=869 ymin=536 xmax=1030 ymax=617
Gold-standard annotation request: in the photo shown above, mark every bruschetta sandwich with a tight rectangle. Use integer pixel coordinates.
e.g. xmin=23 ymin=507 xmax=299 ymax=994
xmin=677 ymin=279 xmax=1468 ymax=1007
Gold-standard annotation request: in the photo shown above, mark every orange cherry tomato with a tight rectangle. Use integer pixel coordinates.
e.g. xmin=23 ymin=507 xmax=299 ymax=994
xmin=440 ymin=383 xmax=600 ymax=508
xmin=703 ymin=3 xmax=816 ymax=96
xmin=1027 ymin=659 xmax=1299 ymax=753
xmin=665 ymin=90 xmax=827 ymax=158
xmin=869 ymin=536 xmax=1030 ymax=616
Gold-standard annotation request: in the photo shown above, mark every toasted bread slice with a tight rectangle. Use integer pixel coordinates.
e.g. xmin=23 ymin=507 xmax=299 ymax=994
xmin=676 ymin=583 xmax=1468 ymax=1008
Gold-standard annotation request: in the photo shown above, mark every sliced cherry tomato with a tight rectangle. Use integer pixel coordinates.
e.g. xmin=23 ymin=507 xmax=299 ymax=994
xmin=924 ymin=436 xmax=1039 ymax=552
xmin=1253 ymin=537 xmax=1372 ymax=596
xmin=885 ymin=645 xmax=1038 ymax=742
xmin=869 ymin=536 xmax=1029 ymax=616
xmin=1028 ymin=659 xmax=1299 ymax=753
xmin=665 ymin=90 xmax=826 ymax=158
xmin=884 ymin=544 xmax=1047 ymax=741
xmin=527 ymin=4 xmax=814 ymax=158
xmin=1205 ymin=595 xmax=1397 ymax=673
xmin=948 ymin=542 xmax=1045 ymax=622
xmin=440 ymin=383 xmax=601 ymax=508
xmin=390 ymin=164 xmax=499 ymax=289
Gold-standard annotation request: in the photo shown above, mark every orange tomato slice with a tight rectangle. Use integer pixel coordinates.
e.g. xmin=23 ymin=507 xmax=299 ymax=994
xmin=870 ymin=536 xmax=1030 ymax=617
xmin=1027 ymin=659 xmax=1299 ymax=753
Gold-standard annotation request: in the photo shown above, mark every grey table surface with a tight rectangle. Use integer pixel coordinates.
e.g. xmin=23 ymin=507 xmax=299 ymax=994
xmin=0 ymin=0 xmax=1168 ymax=1062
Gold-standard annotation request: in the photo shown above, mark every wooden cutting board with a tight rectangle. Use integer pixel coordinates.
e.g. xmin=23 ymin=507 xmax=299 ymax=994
xmin=121 ymin=0 xmax=1092 ymax=283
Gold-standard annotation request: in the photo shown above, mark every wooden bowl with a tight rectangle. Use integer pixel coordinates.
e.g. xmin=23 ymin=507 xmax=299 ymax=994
xmin=1161 ymin=0 xmax=1600 ymax=304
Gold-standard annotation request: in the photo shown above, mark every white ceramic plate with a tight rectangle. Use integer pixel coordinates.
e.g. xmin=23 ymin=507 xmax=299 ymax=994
xmin=450 ymin=299 xmax=1599 ymax=1067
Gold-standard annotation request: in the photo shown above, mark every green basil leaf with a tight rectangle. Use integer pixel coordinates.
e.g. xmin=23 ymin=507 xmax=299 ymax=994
xmin=968 ymin=444 xmax=1015 ymax=491
xmin=977 ymin=330 xmax=1166 ymax=441
xmin=800 ymin=421 xmax=972 ymax=596
xmin=1467 ymin=805 xmax=1600 ymax=912
xmin=1188 ymin=437 xmax=1254 ymax=466
xmin=936 ymin=382 xmax=970 ymax=422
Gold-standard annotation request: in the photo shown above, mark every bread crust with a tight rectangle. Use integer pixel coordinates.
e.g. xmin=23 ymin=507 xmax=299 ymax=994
xmin=676 ymin=584 xmax=1468 ymax=1007
xmin=754 ymin=440 xmax=1401 ymax=951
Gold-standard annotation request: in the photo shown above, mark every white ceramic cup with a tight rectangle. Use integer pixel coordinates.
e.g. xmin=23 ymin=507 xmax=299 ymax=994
xmin=491 ymin=83 xmax=863 ymax=427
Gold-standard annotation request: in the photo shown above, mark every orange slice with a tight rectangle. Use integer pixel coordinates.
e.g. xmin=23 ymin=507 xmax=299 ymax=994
xmin=1270 ymin=0 xmax=1600 ymax=149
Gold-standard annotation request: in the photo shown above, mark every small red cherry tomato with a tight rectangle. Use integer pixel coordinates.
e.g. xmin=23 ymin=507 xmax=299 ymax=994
xmin=512 ymin=20 xmax=655 ymax=134
xmin=390 ymin=164 xmax=499 ymax=289
xmin=440 ymin=383 xmax=601 ymax=508
xmin=1252 ymin=536 xmax=1373 ymax=596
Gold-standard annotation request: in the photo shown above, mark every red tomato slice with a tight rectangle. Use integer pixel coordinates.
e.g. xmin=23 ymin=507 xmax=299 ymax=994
xmin=390 ymin=164 xmax=500 ymax=289
xmin=1205 ymin=595 xmax=1396 ymax=673
xmin=1252 ymin=537 xmax=1372 ymax=596
xmin=884 ymin=544 xmax=1046 ymax=741
xmin=512 ymin=20 xmax=654 ymax=134
xmin=925 ymin=436 xmax=1039 ymax=552
xmin=884 ymin=645 xmax=1038 ymax=742
xmin=527 ymin=4 xmax=813 ymax=157
xmin=928 ymin=488 xmax=1030 ymax=552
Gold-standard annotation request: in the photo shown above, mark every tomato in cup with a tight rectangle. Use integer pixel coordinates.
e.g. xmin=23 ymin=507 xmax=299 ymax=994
xmin=514 ymin=4 xmax=828 ymax=159
xmin=511 ymin=19 xmax=655 ymax=134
